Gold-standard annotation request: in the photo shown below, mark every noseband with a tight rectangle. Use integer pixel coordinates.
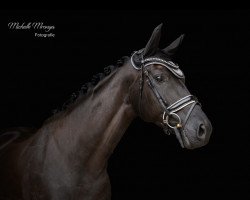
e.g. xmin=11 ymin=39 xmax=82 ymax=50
xmin=131 ymin=50 xmax=199 ymax=147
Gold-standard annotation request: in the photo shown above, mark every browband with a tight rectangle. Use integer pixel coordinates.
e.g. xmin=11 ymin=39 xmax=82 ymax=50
xmin=131 ymin=50 xmax=185 ymax=79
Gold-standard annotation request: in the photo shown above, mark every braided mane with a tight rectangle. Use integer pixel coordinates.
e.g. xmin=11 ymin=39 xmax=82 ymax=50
xmin=50 ymin=56 xmax=129 ymax=118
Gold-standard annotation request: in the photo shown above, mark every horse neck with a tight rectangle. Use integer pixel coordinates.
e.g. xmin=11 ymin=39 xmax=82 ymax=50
xmin=42 ymin=62 xmax=137 ymax=174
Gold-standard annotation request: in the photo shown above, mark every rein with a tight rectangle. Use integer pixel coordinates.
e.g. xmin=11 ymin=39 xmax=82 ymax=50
xmin=131 ymin=50 xmax=199 ymax=147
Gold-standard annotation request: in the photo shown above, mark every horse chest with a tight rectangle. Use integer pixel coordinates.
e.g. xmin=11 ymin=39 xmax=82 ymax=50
xmin=24 ymin=167 xmax=111 ymax=200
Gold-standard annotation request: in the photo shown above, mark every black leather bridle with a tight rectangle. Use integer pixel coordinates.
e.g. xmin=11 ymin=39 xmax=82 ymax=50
xmin=131 ymin=50 xmax=199 ymax=147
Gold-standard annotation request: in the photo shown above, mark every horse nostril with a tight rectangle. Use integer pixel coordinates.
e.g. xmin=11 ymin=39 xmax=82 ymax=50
xmin=197 ymin=124 xmax=206 ymax=139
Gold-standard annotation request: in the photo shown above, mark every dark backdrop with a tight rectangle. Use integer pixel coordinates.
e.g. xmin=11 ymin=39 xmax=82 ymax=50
xmin=1 ymin=10 xmax=250 ymax=199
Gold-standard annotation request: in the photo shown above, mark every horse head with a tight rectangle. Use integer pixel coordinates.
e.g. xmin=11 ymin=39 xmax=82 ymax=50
xmin=129 ymin=24 xmax=212 ymax=149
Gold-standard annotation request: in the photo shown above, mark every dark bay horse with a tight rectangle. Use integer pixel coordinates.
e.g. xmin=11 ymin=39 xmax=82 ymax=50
xmin=0 ymin=24 xmax=212 ymax=200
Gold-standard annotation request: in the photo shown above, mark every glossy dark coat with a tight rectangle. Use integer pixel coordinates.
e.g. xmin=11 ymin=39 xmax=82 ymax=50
xmin=0 ymin=24 xmax=212 ymax=200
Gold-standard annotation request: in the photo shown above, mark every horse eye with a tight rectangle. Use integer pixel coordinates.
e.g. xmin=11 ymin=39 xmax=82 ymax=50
xmin=154 ymin=75 xmax=163 ymax=82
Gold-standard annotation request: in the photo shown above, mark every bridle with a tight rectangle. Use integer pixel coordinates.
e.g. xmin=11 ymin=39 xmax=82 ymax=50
xmin=131 ymin=50 xmax=199 ymax=147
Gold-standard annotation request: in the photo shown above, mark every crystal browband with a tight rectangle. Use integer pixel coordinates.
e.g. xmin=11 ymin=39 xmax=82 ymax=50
xmin=131 ymin=50 xmax=185 ymax=79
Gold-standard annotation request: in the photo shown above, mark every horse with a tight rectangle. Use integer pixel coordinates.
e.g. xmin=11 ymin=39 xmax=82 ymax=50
xmin=0 ymin=24 xmax=212 ymax=200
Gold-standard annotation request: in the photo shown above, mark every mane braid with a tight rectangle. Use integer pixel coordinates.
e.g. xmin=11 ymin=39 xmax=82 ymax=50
xmin=49 ymin=56 xmax=129 ymax=120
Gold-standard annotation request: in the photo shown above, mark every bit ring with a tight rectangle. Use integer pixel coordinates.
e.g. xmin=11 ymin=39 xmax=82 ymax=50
xmin=163 ymin=112 xmax=182 ymax=129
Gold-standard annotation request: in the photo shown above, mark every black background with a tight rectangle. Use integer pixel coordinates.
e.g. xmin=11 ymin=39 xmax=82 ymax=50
xmin=1 ymin=10 xmax=250 ymax=199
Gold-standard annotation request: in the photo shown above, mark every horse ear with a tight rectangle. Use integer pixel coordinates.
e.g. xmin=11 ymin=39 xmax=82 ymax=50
xmin=143 ymin=23 xmax=162 ymax=57
xmin=162 ymin=34 xmax=185 ymax=56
